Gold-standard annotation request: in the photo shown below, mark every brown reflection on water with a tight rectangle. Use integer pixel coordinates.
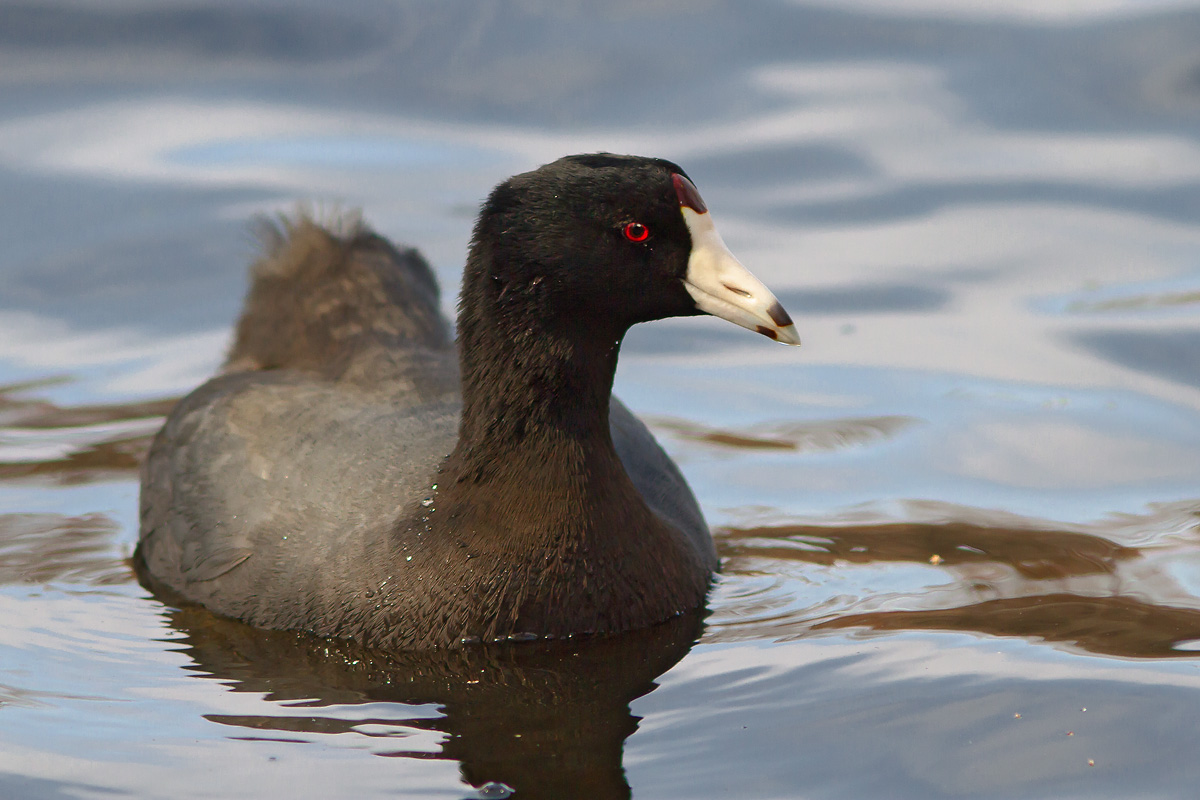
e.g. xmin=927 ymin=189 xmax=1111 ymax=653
xmin=162 ymin=604 xmax=703 ymax=800
xmin=722 ymin=521 xmax=1138 ymax=580
xmin=816 ymin=593 xmax=1200 ymax=659
xmin=648 ymin=414 xmax=919 ymax=452
xmin=0 ymin=381 xmax=174 ymax=485
xmin=0 ymin=512 xmax=131 ymax=585
xmin=714 ymin=509 xmax=1200 ymax=659
xmin=1068 ymin=289 xmax=1200 ymax=313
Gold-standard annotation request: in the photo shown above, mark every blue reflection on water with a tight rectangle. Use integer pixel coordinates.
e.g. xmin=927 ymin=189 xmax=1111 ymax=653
xmin=170 ymin=136 xmax=504 ymax=170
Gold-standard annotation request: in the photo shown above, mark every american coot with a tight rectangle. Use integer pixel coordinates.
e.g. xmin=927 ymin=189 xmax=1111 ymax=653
xmin=136 ymin=154 xmax=799 ymax=649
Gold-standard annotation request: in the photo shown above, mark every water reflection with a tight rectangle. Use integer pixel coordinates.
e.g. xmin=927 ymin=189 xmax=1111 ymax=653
xmin=776 ymin=283 xmax=950 ymax=315
xmin=818 ymin=593 xmax=1200 ymax=659
xmin=0 ymin=511 xmax=127 ymax=585
xmin=1050 ymin=273 xmax=1200 ymax=315
xmin=1073 ymin=329 xmax=1200 ymax=390
xmin=161 ymin=604 xmax=704 ymax=800
xmin=649 ymin=414 xmax=918 ymax=452
xmin=0 ymin=380 xmax=170 ymax=485
xmin=0 ymin=2 xmax=392 ymax=78
xmin=712 ymin=507 xmax=1200 ymax=658
xmin=721 ymin=519 xmax=1137 ymax=577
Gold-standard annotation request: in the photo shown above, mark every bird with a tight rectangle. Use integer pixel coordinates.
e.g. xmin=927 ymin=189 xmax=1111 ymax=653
xmin=135 ymin=153 xmax=799 ymax=650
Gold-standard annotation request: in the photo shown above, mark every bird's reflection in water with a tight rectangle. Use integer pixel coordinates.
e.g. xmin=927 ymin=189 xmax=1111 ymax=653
xmin=161 ymin=603 xmax=704 ymax=800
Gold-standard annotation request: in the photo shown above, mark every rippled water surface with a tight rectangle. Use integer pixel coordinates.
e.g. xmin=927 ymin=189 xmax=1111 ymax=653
xmin=3 ymin=2 xmax=1200 ymax=798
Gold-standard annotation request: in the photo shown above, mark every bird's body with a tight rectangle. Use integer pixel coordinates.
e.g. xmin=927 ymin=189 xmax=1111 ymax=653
xmin=136 ymin=155 xmax=797 ymax=649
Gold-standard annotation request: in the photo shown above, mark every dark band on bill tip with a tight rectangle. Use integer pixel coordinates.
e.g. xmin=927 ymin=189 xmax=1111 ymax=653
xmin=766 ymin=301 xmax=793 ymax=329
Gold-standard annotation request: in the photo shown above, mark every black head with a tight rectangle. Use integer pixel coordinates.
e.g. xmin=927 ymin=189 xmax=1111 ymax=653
xmin=460 ymin=153 xmax=799 ymax=347
xmin=461 ymin=154 xmax=699 ymax=338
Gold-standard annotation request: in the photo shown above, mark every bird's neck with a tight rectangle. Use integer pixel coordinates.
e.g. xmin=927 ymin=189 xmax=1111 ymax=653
xmin=377 ymin=251 xmax=708 ymax=646
xmin=462 ymin=315 xmax=620 ymax=445
xmin=449 ymin=236 xmax=631 ymax=472
xmin=445 ymin=293 xmax=630 ymax=512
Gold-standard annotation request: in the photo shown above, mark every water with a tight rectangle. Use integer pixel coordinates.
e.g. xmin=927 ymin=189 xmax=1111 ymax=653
xmin=2 ymin=1 xmax=1200 ymax=797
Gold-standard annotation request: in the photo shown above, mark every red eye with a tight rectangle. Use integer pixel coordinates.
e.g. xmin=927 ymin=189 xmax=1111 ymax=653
xmin=623 ymin=222 xmax=650 ymax=242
